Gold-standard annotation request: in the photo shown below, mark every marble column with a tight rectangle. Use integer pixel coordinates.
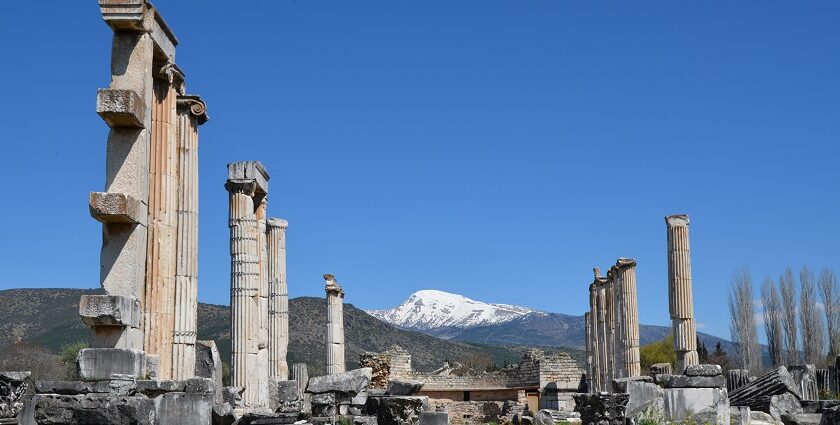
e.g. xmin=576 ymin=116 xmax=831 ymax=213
xmin=595 ymin=270 xmax=610 ymax=392
xmin=172 ymin=94 xmax=208 ymax=380
xmin=267 ymin=218 xmax=290 ymax=380
xmin=615 ymin=258 xmax=641 ymax=377
xmin=610 ymin=267 xmax=627 ymax=379
xmin=666 ymin=214 xmax=699 ymax=372
xmin=584 ymin=312 xmax=595 ymax=393
xmin=587 ymin=282 xmax=601 ymax=392
xmin=142 ymin=64 xmax=180 ymax=380
xmin=227 ymin=161 xmax=270 ymax=409
xmin=255 ymin=197 xmax=270 ymax=404
xmin=605 ymin=270 xmax=617 ymax=384
xmin=325 ymin=274 xmax=346 ymax=374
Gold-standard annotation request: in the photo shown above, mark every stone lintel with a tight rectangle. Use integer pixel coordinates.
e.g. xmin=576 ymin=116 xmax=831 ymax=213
xmin=89 ymin=192 xmax=147 ymax=225
xmin=615 ymin=258 xmax=637 ymax=268
xmin=227 ymin=161 xmax=269 ymax=195
xmin=266 ymin=217 xmax=289 ymax=229
xmin=77 ymin=348 xmax=146 ymax=381
xmin=96 ymin=89 xmax=146 ymax=128
xmin=80 ymin=294 xmax=141 ymax=328
xmin=666 ymin=214 xmax=690 ymax=227
xmin=98 ymin=1 xmax=178 ymax=61
xmin=98 ymin=0 xmax=147 ymax=31
xmin=224 ymin=179 xmax=257 ymax=197
xmin=177 ymin=94 xmax=209 ymax=125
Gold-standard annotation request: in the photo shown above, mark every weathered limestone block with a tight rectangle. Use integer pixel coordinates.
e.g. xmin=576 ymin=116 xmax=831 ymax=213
xmin=97 ymin=88 xmax=146 ymax=128
xmin=307 ymin=368 xmax=372 ymax=396
xmin=366 ymin=395 xmax=427 ymax=425
xmin=650 ymin=363 xmax=672 ymax=377
xmin=0 ymin=371 xmax=32 ymax=424
xmin=782 ymin=412 xmax=823 ymax=425
xmin=533 ymin=409 xmax=554 ymax=425
xmin=135 ymin=380 xmax=186 ymax=397
xmin=663 ymin=387 xmax=730 ymax=425
xmin=612 ymin=377 xmax=663 ymax=418
xmin=194 ymin=340 xmax=223 ymax=404
xmin=79 ymin=294 xmax=141 ymax=327
xmin=664 ymin=374 xmax=726 ymax=388
xmin=227 ymin=161 xmax=269 ymax=193
xmin=155 ymin=392 xmax=213 ymax=425
xmin=729 ymin=367 xmax=801 ymax=409
xmin=32 ymin=393 xmax=156 ymax=425
xmin=768 ymin=392 xmax=803 ymax=422
xmin=386 ymin=380 xmax=423 ymax=396
xmin=572 ymin=393 xmax=628 ymax=425
xmin=77 ymin=348 xmax=145 ymax=381
xmin=89 ymin=192 xmax=147 ymax=225
xmin=729 ymin=406 xmax=750 ymax=425
xmin=684 ymin=363 xmax=723 ymax=377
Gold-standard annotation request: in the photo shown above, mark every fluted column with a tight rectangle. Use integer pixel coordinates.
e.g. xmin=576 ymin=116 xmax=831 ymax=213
xmin=255 ymin=197 xmax=270 ymax=406
xmin=615 ymin=258 xmax=641 ymax=377
xmin=588 ymin=282 xmax=601 ymax=392
xmin=267 ymin=218 xmax=289 ymax=380
xmin=666 ymin=214 xmax=699 ymax=372
xmin=605 ymin=270 xmax=617 ymax=384
xmin=584 ymin=312 xmax=594 ymax=393
xmin=595 ymin=271 xmax=610 ymax=392
xmin=172 ymin=95 xmax=207 ymax=380
xmin=227 ymin=161 xmax=269 ymax=410
xmin=611 ymin=267 xmax=627 ymax=379
xmin=325 ymin=274 xmax=346 ymax=374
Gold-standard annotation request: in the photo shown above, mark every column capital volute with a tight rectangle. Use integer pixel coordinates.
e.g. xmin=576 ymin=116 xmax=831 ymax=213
xmin=177 ymin=94 xmax=209 ymax=125
xmin=267 ymin=217 xmax=289 ymax=230
xmin=665 ymin=214 xmax=690 ymax=227
xmin=225 ymin=179 xmax=257 ymax=196
xmin=158 ymin=62 xmax=186 ymax=94
xmin=615 ymin=257 xmax=637 ymax=269
xmin=324 ymin=274 xmax=344 ymax=296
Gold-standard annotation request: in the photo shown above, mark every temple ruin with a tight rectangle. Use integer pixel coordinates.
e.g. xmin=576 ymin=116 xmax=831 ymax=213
xmin=666 ymin=214 xmax=699 ymax=372
xmin=583 ymin=259 xmax=641 ymax=394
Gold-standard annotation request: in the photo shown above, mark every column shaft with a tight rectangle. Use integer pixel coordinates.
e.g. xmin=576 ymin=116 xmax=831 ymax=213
xmin=616 ymin=259 xmax=641 ymax=377
xmin=666 ymin=214 xmax=698 ymax=371
xmin=325 ymin=274 xmax=346 ymax=374
xmin=172 ymin=96 xmax=205 ymax=380
xmin=267 ymin=219 xmax=289 ymax=380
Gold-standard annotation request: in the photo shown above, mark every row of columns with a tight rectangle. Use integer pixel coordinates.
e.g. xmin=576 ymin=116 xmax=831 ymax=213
xmin=83 ymin=0 xmax=207 ymax=381
xmin=226 ymin=161 xmax=290 ymax=411
xmin=585 ymin=259 xmax=641 ymax=393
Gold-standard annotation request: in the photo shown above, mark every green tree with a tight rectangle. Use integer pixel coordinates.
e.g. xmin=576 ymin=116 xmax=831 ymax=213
xmin=640 ymin=336 xmax=676 ymax=372
xmin=59 ymin=341 xmax=87 ymax=379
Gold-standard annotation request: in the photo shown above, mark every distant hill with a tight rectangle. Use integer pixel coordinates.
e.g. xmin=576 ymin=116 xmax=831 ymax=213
xmin=0 ymin=288 xmax=552 ymax=376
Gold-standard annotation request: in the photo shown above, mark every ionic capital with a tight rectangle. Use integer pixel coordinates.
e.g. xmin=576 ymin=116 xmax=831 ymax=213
xmin=177 ymin=94 xmax=209 ymax=125
xmin=267 ymin=218 xmax=289 ymax=230
xmin=225 ymin=179 xmax=257 ymax=197
xmin=158 ymin=62 xmax=186 ymax=95
xmin=615 ymin=258 xmax=637 ymax=269
xmin=324 ymin=274 xmax=344 ymax=295
xmin=665 ymin=214 xmax=690 ymax=227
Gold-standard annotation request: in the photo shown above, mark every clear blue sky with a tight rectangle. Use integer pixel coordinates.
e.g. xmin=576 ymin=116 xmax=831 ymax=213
xmin=1 ymin=2 xmax=838 ymax=341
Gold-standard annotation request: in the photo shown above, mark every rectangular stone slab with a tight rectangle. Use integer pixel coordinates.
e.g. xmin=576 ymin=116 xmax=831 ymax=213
xmin=89 ymin=192 xmax=146 ymax=225
xmin=77 ymin=348 xmax=145 ymax=380
xmin=97 ymin=88 xmax=146 ymax=128
xmin=79 ymin=294 xmax=141 ymax=327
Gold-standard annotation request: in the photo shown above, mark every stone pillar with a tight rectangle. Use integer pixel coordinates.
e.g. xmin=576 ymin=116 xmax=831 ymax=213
xmin=595 ymin=271 xmax=611 ymax=392
xmin=324 ymin=274 xmax=346 ymax=374
xmin=605 ymin=270 xmax=617 ymax=384
xmin=666 ymin=214 xmax=699 ymax=372
xmin=227 ymin=161 xmax=270 ymax=410
xmin=255 ymin=197 xmax=270 ymax=404
xmin=610 ymin=267 xmax=626 ymax=380
xmin=615 ymin=258 xmax=641 ymax=377
xmin=81 ymin=2 xmax=179 ymax=379
xmin=142 ymin=63 xmax=181 ymax=380
xmin=584 ymin=312 xmax=595 ymax=393
xmin=589 ymin=278 xmax=602 ymax=392
xmin=171 ymin=95 xmax=207 ymax=380
xmin=267 ymin=218 xmax=290 ymax=380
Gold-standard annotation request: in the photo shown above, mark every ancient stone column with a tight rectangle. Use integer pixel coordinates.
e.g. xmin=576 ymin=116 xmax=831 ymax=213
xmin=588 ymin=282 xmax=601 ymax=392
xmin=666 ymin=214 xmax=699 ymax=372
xmin=267 ymin=218 xmax=290 ymax=380
xmin=610 ymin=267 xmax=626 ymax=380
xmin=171 ymin=95 xmax=208 ymax=380
xmin=227 ymin=161 xmax=269 ymax=409
xmin=594 ymin=271 xmax=611 ymax=392
xmin=584 ymin=312 xmax=595 ymax=393
xmin=255 ymin=197 xmax=270 ymax=404
xmin=142 ymin=63 xmax=181 ymax=380
xmin=80 ymin=2 xmax=180 ymax=380
xmin=605 ymin=270 xmax=617 ymax=384
xmin=325 ymin=274 xmax=346 ymax=374
xmin=615 ymin=258 xmax=641 ymax=377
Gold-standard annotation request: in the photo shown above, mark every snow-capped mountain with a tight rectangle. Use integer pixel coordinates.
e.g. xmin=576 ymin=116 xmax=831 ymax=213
xmin=366 ymin=289 xmax=538 ymax=330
